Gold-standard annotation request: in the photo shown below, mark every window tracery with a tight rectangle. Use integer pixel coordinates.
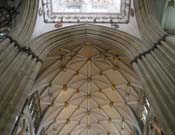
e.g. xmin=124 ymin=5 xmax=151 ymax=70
xmin=42 ymin=0 xmax=130 ymax=23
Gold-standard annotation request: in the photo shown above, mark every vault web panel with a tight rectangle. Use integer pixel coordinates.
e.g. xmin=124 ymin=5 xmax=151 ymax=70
xmin=38 ymin=44 xmax=143 ymax=135
xmin=42 ymin=0 xmax=131 ymax=23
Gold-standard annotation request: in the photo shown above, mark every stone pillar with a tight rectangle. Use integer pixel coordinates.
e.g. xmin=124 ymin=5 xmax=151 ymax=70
xmin=0 ymin=38 xmax=42 ymax=135
xmin=132 ymin=56 xmax=175 ymax=135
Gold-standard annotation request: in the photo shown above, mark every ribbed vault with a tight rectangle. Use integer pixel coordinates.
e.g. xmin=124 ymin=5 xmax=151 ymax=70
xmin=0 ymin=0 xmax=175 ymax=135
xmin=34 ymin=42 xmax=143 ymax=135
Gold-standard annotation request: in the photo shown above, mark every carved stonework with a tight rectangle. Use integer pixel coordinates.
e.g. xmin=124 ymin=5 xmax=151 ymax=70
xmin=42 ymin=0 xmax=131 ymax=23
xmin=0 ymin=8 xmax=11 ymax=28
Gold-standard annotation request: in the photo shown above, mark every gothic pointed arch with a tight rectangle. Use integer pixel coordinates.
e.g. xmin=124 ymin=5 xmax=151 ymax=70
xmin=27 ymin=24 xmax=148 ymax=135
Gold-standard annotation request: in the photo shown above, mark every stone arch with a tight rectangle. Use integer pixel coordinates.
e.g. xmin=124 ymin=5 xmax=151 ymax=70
xmin=28 ymin=24 xmax=146 ymax=135
xmin=29 ymin=24 xmax=144 ymax=59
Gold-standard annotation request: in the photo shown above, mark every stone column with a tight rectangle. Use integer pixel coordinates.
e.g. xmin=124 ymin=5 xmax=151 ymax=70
xmin=0 ymin=38 xmax=42 ymax=135
xmin=132 ymin=56 xmax=175 ymax=135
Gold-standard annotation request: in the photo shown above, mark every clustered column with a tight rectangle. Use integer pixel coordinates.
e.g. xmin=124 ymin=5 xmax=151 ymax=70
xmin=0 ymin=37 xmax=42 ymax=135
xmin=132 ymin=36 xmax=175 ymax=135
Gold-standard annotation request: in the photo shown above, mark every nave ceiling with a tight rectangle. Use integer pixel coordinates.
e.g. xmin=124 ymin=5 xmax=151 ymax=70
xmin=1 ymin=0 xmax=174 ymax=135
xmin=34 ymin=42 xmax=145 ymax=135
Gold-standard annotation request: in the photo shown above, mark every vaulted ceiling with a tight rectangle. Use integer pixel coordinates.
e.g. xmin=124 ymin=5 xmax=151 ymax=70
xmin=1 ymin=0 xmax=173 ymax=134
xmin=35 ymin=42 xmax=144 ymax=135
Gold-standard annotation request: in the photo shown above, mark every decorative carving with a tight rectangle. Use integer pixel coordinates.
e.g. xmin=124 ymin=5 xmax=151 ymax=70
xmin=42 ymin=0 xmax=130 ymax=23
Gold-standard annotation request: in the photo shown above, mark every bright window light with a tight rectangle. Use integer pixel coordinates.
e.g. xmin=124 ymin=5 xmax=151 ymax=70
xmin=42 ymin=0 xmax=130 ymax=23
xmin=51 ymin=0 xmax=121 ymax=14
